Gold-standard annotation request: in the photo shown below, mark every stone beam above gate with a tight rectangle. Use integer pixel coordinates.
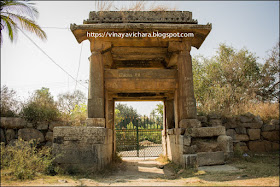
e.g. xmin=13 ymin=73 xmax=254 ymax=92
xmin=105 ymin=69 xmax=177 ymax=92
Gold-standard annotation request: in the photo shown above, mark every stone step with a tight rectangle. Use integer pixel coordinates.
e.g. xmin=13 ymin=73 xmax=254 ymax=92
xmin=185 ymin=126 xmax=226 ymax=137
xmin=183 ymin=154 xmax=197 ymax=168
xmin=197 ymin=151 xmax=225 ymax=166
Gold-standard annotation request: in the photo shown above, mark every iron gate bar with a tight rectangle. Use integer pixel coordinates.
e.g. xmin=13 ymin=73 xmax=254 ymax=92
xmin=115 ymin=115 xmax=163 ymax=157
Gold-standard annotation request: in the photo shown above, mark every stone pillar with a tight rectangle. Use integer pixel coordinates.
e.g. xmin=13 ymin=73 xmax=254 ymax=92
xmin=87 ymin=50 xmax=105 ymax=127
xmin=105 ymin=92 xmax=114 ymax=129
xmin=166 ymin=99 xmax=175 ymax=129
xmin=177 ymin=41 xmax=197 ymax=124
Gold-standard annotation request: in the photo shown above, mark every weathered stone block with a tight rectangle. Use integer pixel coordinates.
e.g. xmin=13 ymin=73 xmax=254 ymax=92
xmin=186 ymin=126 xmax=226 ymax=137
xmin=86 ymin=118 xmax=105 ymax=127
xmin=183 ymin=135 xmax=191 ymax=146
xmin=247 ymin=129 xmax=260 ymax=140
xmin=262 ymin=124 xmax=275 ymax=132
xmin=237 ymin=142 xmax=246 ymax=146
xmin=208 ymin=113 xmax=221 ymax=119
xmin=239 ymin=113 xmax=254 ymax=123
xmin=183 ymin=145 xmax=197 ymax=154
xmin=53 ymin=126 xmax=112 ymax=172
xmin=226 ymin=129 xmax=236 ymax=140
xmin=271 ymin=142 xmax=280 ymax=151
xmin=183 ymin=154 xmax=197 ymax=168
xmin=235 ymin=142 xmax=249 ymax=152
xmin=178 ymin=135 xmax=184 ymax=146
xmin=53 ymin=127 xmax=107 ymax=144
xmin=197 ymin=151 xmax=224 ymax=166
xmin=253 ymin=116 xmax=263 ymax=126
xmin=26 ymin=122 xmax=34 ymax=128
xmin=247 ymin=122 xmax=263 ymax=129
xmin=167 ymin=128 xmax=174 ymax=135
xmin=240 ymin=145 xmax=248 ymax=152
xmin=1 ymin=117 xmax=26 ymax=129
xmin=37 ymin=121 xmax=49 ymax=130
xmin=45 ymin=131 xmax=53 ymax=141
xmin=209 ymin=119 xmax=222 ymax=127
xmin=1 ymin=129 xmax=5 ymax=143
xmin=5 ymin=129 xmax=15 ymax=143
xmin=197 ymin=116 xmax=207 ymax=123
xmin=217 ymin=135 xmax=233 ymax=153
xmin=235 ymin=134 xmax=249 ymax=142
xmin=235 ymin=127 xmax=247 ymax=134
xmin=224 ymin=117 xmax=238 ymax=129
xmin=175 ymin=128 xmax=185 ymax=135
xmin=261 ymin=131 xmax=279 ymax=141
xmin=18 ymin=128 xmax=45 ymax=143
xmin=49 ymin=121 xmax=68 ymax=131
xmin=248 ymin=140 xmax=272 ymax=152
xmin=194 ymin=140 xmax=221 ymax=152
xmin=270 ymin=119 xmax=279 ymax=126
xmin=238 ymin=122 xmax=249 ymax=128
xmin=179 ymin=119 xmax=201 ymax=128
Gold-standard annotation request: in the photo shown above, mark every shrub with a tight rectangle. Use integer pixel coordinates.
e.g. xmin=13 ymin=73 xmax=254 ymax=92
xmin=21 ymin=87 xmax=60 ymax=122
xmin=0 ymin=85 xmax=20 ymax=117
xmin=69 ymin=103 xmax=87 ymax=126
xmin=242 ymin=102 xmax=279 ymax=122
xmin=56 ymin=90 xmax=87 ymax=125
xmin=1 ymin=139 xmax=55 ymax=180
xmin=233 ymin=143 xmax=244 ymax=158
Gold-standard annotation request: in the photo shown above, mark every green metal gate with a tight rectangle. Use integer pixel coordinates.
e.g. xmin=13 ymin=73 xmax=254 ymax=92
xmin=115 ymin=116 xmax=163 ymax=157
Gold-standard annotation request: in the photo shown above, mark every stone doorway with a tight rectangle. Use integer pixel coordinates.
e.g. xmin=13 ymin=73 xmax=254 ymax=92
xmin=114 ymin=101 xmax=164 ymax=158
xmin=52 ymin=11 xmax=232 ymax=172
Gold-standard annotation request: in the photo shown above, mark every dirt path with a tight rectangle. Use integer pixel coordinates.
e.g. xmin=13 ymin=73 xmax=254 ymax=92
xmin=2 ymin=157 xmax=279 ymax=186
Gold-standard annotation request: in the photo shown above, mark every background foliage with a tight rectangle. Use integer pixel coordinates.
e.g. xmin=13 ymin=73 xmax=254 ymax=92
xmin=1 ymin=42 xmax=279 ymax=121
xmin=193 ymin=42 xmax=279 ymax=119
xmin=20 ymin=87 xmax=60 ymax=122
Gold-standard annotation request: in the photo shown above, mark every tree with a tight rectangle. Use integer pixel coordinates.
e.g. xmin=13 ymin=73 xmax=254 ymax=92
xmin=0 ymin=85 xmax=20 ymax=117
xmin=193 ymin=43 xmax=262 ymax=114
xmin=150 ymin=103 xmax=163 ymax=119
xmin=57 ymin=90 xmax=86 ymax=115
xmin=257 ymin=41 xmax=280 ymax=101
xmin=114 ymin=109 xmax=123 ymax=124
xmin=21 ymin=87 xmax=60 ymax=122
xmin=155 ymin=103 xmax=163 ymax=117
xmin=70 ymin=103 xmax=87 ymax=125
xmin=0 ymin=0 xmax=46 ymax=44
xmin=115 ymin=103 xmax=139 ymax=120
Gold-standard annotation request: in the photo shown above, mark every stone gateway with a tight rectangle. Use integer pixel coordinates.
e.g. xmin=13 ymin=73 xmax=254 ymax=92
xmin=53 ymin=11 xmax=233 ymax=171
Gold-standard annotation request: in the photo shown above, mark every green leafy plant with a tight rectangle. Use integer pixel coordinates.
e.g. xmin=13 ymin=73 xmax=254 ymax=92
xmin=21 ymin=87 xmax=60 ymax=122
xmin=0 ymin=85 xmax=20 ymax=117
xmin=69 ymin=103 xmax=87 ymax=126
xmin=193 ymin=42 xmax=279 ymax=119
xmin=1 ymin=139 xmax=56 ymax=180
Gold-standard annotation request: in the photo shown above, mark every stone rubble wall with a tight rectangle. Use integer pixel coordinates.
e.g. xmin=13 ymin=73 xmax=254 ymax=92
xmin=1 ymin=113 xmax=278 ymax=153
xmin=166 ymin=122 xmax=231 ymax=167
xmin=196 ymin=113 xmax=279 ymax=152
xmin=0 ymin=117 xmax=70 ymax=147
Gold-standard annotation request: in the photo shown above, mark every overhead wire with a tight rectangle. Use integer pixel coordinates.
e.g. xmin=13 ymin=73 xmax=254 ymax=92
xmin=18 ymin=27 xmax=88 ymax=90
xmin=75 ymin=42 xmax=83 ymax=91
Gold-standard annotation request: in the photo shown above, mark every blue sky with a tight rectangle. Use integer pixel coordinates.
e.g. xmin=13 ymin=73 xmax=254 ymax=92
xmin=1 ymin=1 xmax=279 ymax=116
